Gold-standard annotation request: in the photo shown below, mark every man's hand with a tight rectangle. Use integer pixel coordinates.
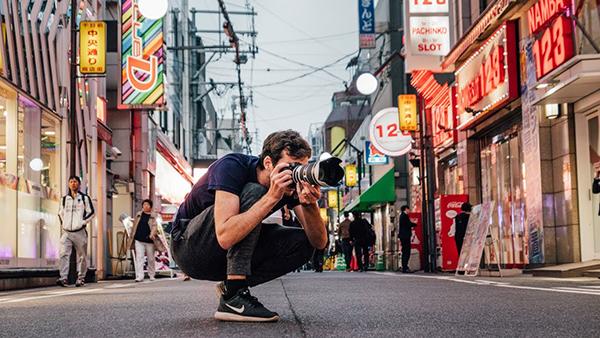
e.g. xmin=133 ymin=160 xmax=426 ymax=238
xmin=266 ymin=163 xmax=294 ymax=201
xmin=296 ymin=181 xmax=320 ymax=206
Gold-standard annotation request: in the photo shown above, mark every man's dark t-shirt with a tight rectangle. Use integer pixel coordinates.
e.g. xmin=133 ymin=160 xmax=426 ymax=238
xmin=134 ymin=213 xmax=153 ymax=243
xmin=173 ymin=153 xmax=299 ymax=235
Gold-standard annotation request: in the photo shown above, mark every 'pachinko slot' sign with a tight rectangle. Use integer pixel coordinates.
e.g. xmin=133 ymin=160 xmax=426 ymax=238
xmin=120 ymin=0 xmax=165 ymax=109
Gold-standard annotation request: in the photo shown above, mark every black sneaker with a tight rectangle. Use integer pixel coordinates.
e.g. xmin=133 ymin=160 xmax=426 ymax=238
xmin=214 ymin=288 xmax=279 ymax=322
xmin=56 ymin=279 xmax=68 ymax=287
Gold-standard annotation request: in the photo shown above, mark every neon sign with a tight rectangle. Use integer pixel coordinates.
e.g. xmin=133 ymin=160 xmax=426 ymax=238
xmin=528 ymin=0 xmax=574 ymax=79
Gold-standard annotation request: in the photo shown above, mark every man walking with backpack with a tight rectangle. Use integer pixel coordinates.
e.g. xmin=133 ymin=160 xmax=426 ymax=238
xmin=57 ymin=176 xmax=95 ymax=287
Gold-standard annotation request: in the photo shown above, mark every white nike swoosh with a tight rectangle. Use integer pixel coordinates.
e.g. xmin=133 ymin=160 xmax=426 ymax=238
xmin=226 ymin=303 xmax=245 ymax=314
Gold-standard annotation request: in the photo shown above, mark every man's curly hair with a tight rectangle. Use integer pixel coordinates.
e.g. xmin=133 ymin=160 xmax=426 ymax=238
xmin=258 ymin=130 xmax=312 ymax=169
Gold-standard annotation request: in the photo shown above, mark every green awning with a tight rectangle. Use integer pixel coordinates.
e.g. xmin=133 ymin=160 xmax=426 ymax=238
xmin=342 ymin=168 xmax=396 ymax=212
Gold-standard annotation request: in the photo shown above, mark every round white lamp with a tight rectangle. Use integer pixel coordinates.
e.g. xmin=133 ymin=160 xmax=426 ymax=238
xmin=29 ymin=158 xmax=44 ymax=172
xmin=138 ymin=0 xmax=169 ymax=20
xmin=356 ymin=72 xmax=378 ymax=96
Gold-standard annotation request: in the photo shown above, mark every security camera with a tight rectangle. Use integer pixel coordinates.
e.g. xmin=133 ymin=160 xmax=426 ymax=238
xmin=110 ymin=146 xmax=122 ymax=158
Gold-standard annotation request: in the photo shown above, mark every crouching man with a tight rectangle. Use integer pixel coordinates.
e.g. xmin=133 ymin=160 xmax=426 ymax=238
xmin=172 ymin=130 xmax=326 ymax=322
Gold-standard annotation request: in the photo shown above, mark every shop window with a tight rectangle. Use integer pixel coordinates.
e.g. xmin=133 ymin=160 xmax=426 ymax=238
xmin=17 ymin=97 xmax=61 ymax=263
xmin=0 ymin=87 xmax=17 ymax=263
xmin=576 ymin=1 xmax=600 ymax=55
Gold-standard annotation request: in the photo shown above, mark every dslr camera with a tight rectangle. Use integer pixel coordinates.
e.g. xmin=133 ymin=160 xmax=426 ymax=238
xmin=288 ymin=154 xmax=344 ymax=187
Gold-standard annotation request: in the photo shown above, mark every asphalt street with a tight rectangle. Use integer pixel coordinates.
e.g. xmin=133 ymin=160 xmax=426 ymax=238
xmin=1 ymin=271 xmax=600 ymax=337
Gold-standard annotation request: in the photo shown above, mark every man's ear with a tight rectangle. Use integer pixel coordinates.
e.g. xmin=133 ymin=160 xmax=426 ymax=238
xmin=263 ymin=156 xmax=273 ymax=170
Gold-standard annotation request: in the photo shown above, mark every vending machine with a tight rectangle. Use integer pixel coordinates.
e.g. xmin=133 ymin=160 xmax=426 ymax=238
xmin=435 ymin=194 xmax=469 ymax=271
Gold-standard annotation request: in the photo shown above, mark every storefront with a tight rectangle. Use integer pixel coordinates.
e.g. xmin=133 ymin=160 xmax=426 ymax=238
xmin=451 ymin=20 xmax=530 ymax=268
xmin=0 ymin=79 xmax=64 ymax=268
xmin=531 ymin=0 xmax=600 ymax=262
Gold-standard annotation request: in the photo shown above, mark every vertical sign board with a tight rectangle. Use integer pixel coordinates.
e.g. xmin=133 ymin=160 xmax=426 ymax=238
xmin=120 ymin=0 xmax=165 ymax=109
xmin=398 ymin=94 xmax=418 ymax=131
xmin=456 ymin=202 xmax=495 ymax=275
xmin=358 ymin=0 xmax=376 ymax=49
xmin=345 ymin=164 xmax=358 ymax=187
xmin=327 ymin=190 xmax=338 ymax=209
xmin=80 ymin=21 xmax=107 ymax=74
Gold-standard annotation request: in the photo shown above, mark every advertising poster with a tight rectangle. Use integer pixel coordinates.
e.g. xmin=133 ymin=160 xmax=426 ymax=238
xmin=120 ymin=0 xmax=165 ymax=108
xmin=456 ymin=201 xmax=495 ymax=275
xmin=520 ymin=36 xmax=544 ymax=264
xmin=409 ymin=16 xmax=451 ymax=56
xmin=408 ymin=212 xmax=424 ymax=270
xmin=365 ymin=141 xmax=389 ymax=165
xmin=438 ymin=194 xmax=468 ymax=271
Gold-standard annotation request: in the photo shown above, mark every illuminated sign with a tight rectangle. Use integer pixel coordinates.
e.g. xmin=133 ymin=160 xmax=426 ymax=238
xmin=345 ymin=164 xmax=358 ymax=187
xmin=320 ymin=208 xmax=328 ymax=222
xmin=409 ymin=16 xmax=450 ymax=56
xmin=409 ymin=0 xmax=449 ymax=13
xmin=398 ymin=94 xmax=418 ymax=131
xmin=80 ymin=21 xmax=106 ymax=74
xmin=455 ymin=22 xmax=519 ymax=118
xmin=528 ymin=0 xmax=574 ymax=79
xmin=327 ymin=190 xmax=338 ymax=209
xmin=120 ymin=0 xmax=165 ymax=108
xmin=431 ymin=87 xmax=456 ymax=149
xmin=369 ymin=107 xmax=413 ymax=157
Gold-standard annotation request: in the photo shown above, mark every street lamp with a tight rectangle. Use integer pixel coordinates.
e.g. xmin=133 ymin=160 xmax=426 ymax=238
xmin=356 ymin=72 xmax=378 ymax=96
xmin=138 ymin=0 xmax=169 ymax=19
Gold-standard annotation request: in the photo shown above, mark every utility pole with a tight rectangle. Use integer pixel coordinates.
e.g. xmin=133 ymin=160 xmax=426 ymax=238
xmin=69 ymin=0 xmax=78 ymax=177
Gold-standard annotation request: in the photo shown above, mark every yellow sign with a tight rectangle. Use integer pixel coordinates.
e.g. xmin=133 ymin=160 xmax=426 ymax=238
xmin=345 ymin=164 xmax=357 ymax=187
xmin=398 ymin=94 xmax=418 ymax=131
xmin=319 ymin=208 xmax=328 ymax=222
xmin=327 ymin=190 xmax=338 ymax=209
xmin=80 ymin=21 xmax=106 ymax=74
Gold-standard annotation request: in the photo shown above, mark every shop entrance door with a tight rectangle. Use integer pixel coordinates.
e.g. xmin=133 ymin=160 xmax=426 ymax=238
xmin=580 ymin=112 xmax=600 ymax=259
xmin=480 ymin=132 xmax=527 ymax=268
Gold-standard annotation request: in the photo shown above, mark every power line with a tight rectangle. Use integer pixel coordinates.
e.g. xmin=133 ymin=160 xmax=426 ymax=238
xmin=261 ymin=31 xmax=358 ymax=45
xmin=249 ymin=50 xmax=357 ymax=88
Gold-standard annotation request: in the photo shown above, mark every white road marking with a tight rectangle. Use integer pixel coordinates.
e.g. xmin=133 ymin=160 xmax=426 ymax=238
xmin=372 ymin=271 xmax=600 ymax=296
xmin=0 ymin=288 xmax=99 ymax=304
xmin=105 ymin=283 xmax=132 ymax=289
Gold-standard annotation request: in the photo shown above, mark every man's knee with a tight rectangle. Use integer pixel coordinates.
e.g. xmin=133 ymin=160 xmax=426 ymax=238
xmin=239 ymin=183 xmax=267 ymax=211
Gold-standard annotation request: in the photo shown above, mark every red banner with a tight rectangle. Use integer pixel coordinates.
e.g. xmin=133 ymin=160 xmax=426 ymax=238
xmin=408 ymin=212 xmax=424 ymax=270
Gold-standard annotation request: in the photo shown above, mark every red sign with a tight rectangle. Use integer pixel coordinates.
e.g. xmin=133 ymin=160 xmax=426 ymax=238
xmin=408 ymin=212 xmax=424 ymax=270
xmin=455 ymin=22 xmax=519 ymax=126
xmin=528 ymin=0 xmax=574 ymax=79
xmin=431 ymin=86 xmax=457 ymax=149
xmin=437 ymin=194 xmax=469 ymax=271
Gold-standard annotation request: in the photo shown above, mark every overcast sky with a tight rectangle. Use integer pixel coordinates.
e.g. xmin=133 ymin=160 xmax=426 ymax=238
xmin=189 ymin=0 xmax=358 ymax=153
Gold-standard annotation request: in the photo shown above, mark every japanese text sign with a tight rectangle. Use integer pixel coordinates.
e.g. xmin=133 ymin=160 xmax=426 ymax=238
xmin=80 ymin=21 xmax=106 ymax=74
xmin=345 ymin=164 xmax=358 ymax=187
xmin=327 ymin=190 xmax=338 ymax=209
xmin=398 ymin=94 xmax=418 ymax=131
xmin=358 ymin=0 xmax=376 ymax=49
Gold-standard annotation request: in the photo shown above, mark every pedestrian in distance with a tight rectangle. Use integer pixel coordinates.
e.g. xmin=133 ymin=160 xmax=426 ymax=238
xmin=398 ymin=205 xmax=417 ymax=273
xmin=336 ymin=211 xmax=353 ymax=271
xmin=350 ymin=212 xmax=371 ymax=272
xmin=171 ymin=130 xmax=326 ymax=322
xmin=57 ymin=175 xmax=95 ymax=287
xmin=127 ymin=199 xmax=159 ymax=282
xmin=454 ymin=202 xmax=472 ymax=256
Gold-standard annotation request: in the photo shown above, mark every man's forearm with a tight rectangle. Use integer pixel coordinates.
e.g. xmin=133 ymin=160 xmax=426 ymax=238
xmin=300 ymin=203 xmax=327 ymax=249
xmin=217 ymin=194 xmax=279 ymax=250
